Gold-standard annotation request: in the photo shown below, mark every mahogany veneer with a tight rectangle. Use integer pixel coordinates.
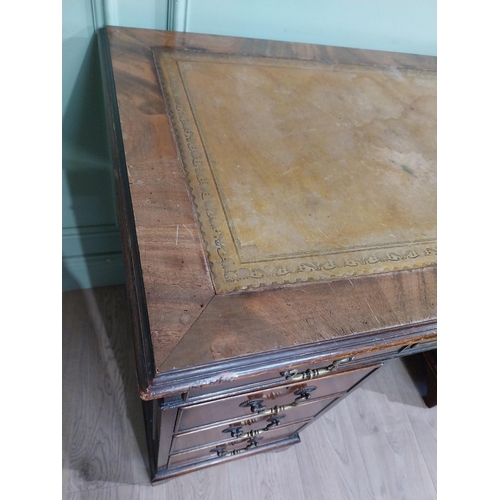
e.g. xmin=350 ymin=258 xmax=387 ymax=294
xmin=98 ymin=26 xmax=436 ymax=482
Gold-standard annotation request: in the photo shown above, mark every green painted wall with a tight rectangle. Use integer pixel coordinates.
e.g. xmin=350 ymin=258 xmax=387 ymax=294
xmin=62 ymin=0 xmax=436 ymax=290
xmin=182 ymin=0 xmax=437 ymax=56
xmin=62 ymin=0 xmax=173 ymax=291
xmin=62 ymin=0 xmax=121 ymax=290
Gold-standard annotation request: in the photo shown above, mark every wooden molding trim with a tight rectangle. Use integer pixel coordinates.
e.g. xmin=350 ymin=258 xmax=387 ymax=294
xmin=146 ymin=321 xmax=436 ymax=399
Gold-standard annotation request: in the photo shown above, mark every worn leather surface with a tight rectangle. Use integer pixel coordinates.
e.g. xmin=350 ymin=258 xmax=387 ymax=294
xmin=155 ymin=50 xmax=436 ymax=294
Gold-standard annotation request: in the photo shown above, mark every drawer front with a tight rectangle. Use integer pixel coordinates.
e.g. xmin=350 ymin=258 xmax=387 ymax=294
xmin=172 ymin=393 xmax=340 ymax=453
xmin=178 ymin=364 xmax=378 ymax=432
xmin=168 ymin=420 xmax=307 ymax=469
xmin=186 ymin=345 xmax=406 ymax=400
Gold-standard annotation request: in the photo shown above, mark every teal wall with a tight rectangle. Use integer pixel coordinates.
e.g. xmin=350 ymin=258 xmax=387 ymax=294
xmin=182 ymin=0 xmax=437 ymax=56
xmin=62 ymin=0 xmax=121 ymax=290
xmin=62 ymin=0 xmax=436 ymax=290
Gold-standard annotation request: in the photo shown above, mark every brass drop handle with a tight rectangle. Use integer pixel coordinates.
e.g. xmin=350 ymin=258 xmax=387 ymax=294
xmin=239 ymin=398 xmax=265 ymax=413
xmin=240 ymin=387 xmax=317 ymax=417
xmin=222 ymin=415 xmax=286 ymax=439
xmin=210 ymin=437 xmax=262 ymax=458
xmin=280 ymin=357 xmax=352 ymax=381
xmin=222 ymin=425 xmax=245 ymax=439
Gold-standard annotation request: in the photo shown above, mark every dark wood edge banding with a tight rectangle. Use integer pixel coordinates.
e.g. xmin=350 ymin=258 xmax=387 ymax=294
xmin=98 ymin=28 xmax=156 ymax=391
xmin=146 ymin=320 xmax=436 ymax=399
xmin=141 ymin=400 xmax=160 ymax=480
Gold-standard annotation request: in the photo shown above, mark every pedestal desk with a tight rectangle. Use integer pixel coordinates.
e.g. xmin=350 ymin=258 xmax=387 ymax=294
xmin=98 ymin=26 xmax=437 ymax=483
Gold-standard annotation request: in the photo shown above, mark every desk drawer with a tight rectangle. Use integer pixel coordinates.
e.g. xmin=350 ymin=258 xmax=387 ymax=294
xmin=178 ymin=364 xmax=378 ymax=432
xmin=186 ymin=346 xmax=403 ymax=401
xmin=172 ymin=393 xmax=340 ymax=453
xmin=169 ymin=420 xmax=307 ymax=469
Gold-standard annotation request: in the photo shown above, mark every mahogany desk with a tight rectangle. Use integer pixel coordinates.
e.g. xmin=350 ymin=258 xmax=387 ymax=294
xmin=98 ymin=26 xmax=437 ymax=483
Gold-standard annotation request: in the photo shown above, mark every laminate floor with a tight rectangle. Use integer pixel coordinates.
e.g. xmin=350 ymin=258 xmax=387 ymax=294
xmin=62 ymin=286 xmax=437 ymax=500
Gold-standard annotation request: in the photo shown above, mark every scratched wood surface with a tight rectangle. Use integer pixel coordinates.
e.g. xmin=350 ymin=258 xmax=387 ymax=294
xmin=104 ymin=27 xmax=437 ymax=375
xmin=62 ymin=286 xmax=436 ymax=500
xmin=107 ymin=28 xmax=215 ymax=370
xmin=162 ymin=267 xmax=436 ymax=370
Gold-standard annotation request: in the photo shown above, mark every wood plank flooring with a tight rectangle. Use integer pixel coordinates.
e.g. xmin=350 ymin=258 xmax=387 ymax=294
xmin=62 ymin=286 xmax=436 ymax=500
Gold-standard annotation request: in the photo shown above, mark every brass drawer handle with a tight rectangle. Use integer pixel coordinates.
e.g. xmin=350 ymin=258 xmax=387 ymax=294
xmin=239 ymin=387 xmax=316 ymax=416
xmin=222 ymin=415 xmax=286 ymax=439
xmin=210 ymin=437 xmax=262 ymax=458
xmin=280 ymin=357 xmax=352 ymax=381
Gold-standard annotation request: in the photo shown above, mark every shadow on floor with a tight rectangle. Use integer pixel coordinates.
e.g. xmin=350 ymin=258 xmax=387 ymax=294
xmin=62 ymin=277 xmax=149 ymax=490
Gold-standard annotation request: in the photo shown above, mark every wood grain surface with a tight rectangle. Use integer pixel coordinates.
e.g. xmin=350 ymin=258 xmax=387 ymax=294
xmin=103 ymin=28 xmax=215 ymax=370
xmin=101 ymin=25 xmax=437 ymax=393
xmin=62 ymin=286 xmax=436 ymax=500
xmin=162 ymin=267 xmax=436 ymax=370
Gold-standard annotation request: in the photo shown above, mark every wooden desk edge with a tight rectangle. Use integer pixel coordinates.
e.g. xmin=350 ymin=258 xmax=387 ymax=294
xmin=98 ymin=26 xmax=437 ymax=401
